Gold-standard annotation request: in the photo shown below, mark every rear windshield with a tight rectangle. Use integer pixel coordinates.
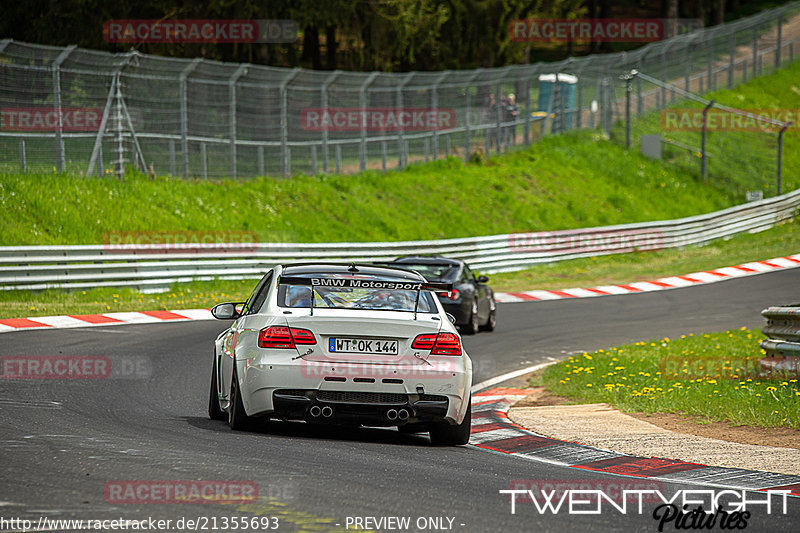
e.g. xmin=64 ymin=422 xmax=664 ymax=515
xmin=278 ymin=274 xmax=437 ymax=313
xmin=394 ymin=263 xmax=458 ymax=281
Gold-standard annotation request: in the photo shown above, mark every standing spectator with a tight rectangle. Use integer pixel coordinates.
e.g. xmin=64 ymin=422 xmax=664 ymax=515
xmin=503 ymin=93 xmax=520 ymax=145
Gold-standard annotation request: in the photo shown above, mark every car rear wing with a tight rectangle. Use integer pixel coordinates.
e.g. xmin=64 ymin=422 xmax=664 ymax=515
xmin=278 ymin=275 xmax=454 ymax=319
xmin=278 ymin=275 xmax=454 ymax=294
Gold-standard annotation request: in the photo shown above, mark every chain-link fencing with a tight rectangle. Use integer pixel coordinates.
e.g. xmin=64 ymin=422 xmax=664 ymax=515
xmin=1 ymin=2 xmax=799 ymax=179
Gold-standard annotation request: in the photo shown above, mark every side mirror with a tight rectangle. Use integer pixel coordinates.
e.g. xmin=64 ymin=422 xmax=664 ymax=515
xmin=211 ymin=302 xmax=243 ymax=320
xmin=477 ymin=275 xmax=489 ymax=283
xmin=446 ymin=313 xmax=457 ymax=325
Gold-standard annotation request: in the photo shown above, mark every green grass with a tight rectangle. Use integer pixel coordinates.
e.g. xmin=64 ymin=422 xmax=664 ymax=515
xmin=2 ymin=63 xmax=799 ymax=246
xmin=0 ymin=129 xmax=751 ymax=246
xmin=538 ymin=328 xmax=800 ymax=428
xmin=489 ymin=218 xmax=800 ymax=292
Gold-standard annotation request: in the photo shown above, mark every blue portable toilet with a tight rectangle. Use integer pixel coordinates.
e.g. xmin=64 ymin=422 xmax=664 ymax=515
xmin=537 ymin=73 xmax=577 ymax=132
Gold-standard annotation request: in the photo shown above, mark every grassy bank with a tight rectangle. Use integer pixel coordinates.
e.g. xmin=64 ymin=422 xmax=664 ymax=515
xmin=1 ymin=62 xmax=798 ymax=247
xmin=537 ymin=328 xmax=800 ymax=429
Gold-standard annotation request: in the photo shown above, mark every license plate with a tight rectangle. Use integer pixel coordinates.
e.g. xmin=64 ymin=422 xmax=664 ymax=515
xmin=328 ymin=338 xmax=398 ymax=355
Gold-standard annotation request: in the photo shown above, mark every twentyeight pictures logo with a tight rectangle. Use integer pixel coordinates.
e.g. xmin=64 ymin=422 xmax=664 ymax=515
xmin=104 ymin=19 xmax=298 ymax=43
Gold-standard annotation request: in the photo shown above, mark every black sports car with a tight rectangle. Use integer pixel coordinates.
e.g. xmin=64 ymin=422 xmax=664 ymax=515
xmin=386 ymin=256 xmax=496 ymax=335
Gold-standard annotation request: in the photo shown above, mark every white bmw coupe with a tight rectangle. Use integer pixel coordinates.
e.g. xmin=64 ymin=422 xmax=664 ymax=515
xmin=208 ymin=263 xmax=473 ymax=445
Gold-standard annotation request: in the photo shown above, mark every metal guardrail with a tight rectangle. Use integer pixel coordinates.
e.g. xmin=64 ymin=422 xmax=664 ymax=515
xmin=760 ymin=306 xmax=800 ymax=370
xmin=1 ymin=189 xmax=798 ymax=292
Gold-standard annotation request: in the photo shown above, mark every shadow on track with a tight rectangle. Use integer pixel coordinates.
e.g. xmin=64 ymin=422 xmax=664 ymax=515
xmin=183 ymin=416 xmax=442 ymax=447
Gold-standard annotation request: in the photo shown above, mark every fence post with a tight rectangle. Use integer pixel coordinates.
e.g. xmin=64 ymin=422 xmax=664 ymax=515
xmin=728 ymin=29 xmax=735 ymax=89
xmin=335 ymin=145 xmax=341 ymax=174
xmin=321 ymin=71 xmax=341 ymax=174
xmin=700 ymin=100 xmax=714 ymax=182
xmin=684 ymin=43 xmax=691 ymax=92
xmin=752 ymin=27 xmax=758 ymax=79
xmin=776 ymin=14 xmax=783 ymax=68
xmin=179 ymin=58 xmax=201 ymax=178
xmin=200 ymin=142 xmax=207 ymax=179
xmin=464 ymin=70 xmax=481 ymax=160
xmin=257 ymin=145 xmax=264 ymax=175
xmin=359 ymin=72 xmax=379 ymax=171
xmin=396 ymin=73 xmax=414 ymax=169
xmin=622 ymin=70 xmax=636 ymax=149
xmin=19 ymin=140 xmax=26 ymax=173
xmin=52 ymin=45 xmax=76 ymax=173
xmin=777 ymin=122 xmax=791 ymax=196
xmin=311 ymin=145 xmax=317 ymax=175
xmin=707 ymin=37 xmax=714 ymax=91
xmin=169 ymin=141 xmax=175 ymax=175
xmin=431 ymin=71 xmax=448 ymax=160
xmin=280 ymin=68 xmax=301 ymax=178
xmin=228 ymin=64 xmax=248 ymax=179
xmin=381 ymin=140 xmax=387 ymax=170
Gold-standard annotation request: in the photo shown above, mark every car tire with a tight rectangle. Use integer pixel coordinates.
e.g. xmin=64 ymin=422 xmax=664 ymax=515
xmin=208 ymin=354 xmax=226 ymax=421
xmin=463 ymin=300 xmax=479 ymax=335
xmin=228 ymin=366 xmax=258 ymax=431
xmin=480 ymin=302 xmax=497 ymax=332
xmin=429 ymin=399 xmax=471 ymax=446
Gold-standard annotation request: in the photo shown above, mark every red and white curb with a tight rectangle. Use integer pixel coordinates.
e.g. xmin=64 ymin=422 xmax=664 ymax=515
xmin=494 ymin=253 xmax=800 ymax=303
xmin=470 ymin=388 xmax=800 ymax=497
xmin=0 ymin=309 xmax=213 ymax=334
xmin=2 ymin=253 xmax=799 ymax=333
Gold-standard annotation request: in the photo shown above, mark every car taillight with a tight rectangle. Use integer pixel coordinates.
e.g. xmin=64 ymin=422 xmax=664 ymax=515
xmin=258 ymin=326 xmax=316 ymax=348
xmin=437 ymin=288 xmax=460 ymax=301
xmin=411 ymin=333 xmax=462 ymax=356
xmin=411 ymin=333 xmax=437 ymax=350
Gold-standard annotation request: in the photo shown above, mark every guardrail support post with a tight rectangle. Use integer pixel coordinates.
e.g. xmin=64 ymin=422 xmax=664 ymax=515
xmin=752 ymin=27 xmax=758 ymax=79
xmin=700 ymin=100 xmax=714 ymax=182
xmin=311 ymin=145 xmax=317 ymax=175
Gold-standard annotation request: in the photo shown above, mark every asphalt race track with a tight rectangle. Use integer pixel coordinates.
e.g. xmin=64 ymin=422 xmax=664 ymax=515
xmin=1 ymin=268 xmax=799 ymax=532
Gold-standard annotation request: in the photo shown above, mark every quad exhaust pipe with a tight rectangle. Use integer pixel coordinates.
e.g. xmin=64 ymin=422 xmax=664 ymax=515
xmin=309 ymin=405 xmax=322 ymax=418
xmin=321 ymin=406 xmax=333 ymax=418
